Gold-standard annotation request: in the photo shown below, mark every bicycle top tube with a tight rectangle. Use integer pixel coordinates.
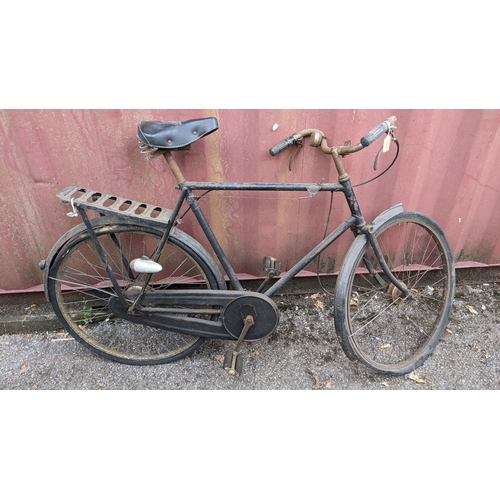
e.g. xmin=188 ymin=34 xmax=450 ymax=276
xmin=182 ymin=181 xmax=345 ymax=193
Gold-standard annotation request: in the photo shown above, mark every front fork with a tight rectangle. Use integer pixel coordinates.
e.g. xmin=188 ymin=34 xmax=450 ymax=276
xmin=341 ymin=177 xmax=409 ymax=298
xmin=365 ymin=231 xmax=410 ymax=297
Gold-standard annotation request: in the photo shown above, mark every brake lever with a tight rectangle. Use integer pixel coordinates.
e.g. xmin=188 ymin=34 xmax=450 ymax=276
xmin=373 ymin=146 xmax=383 ymax=171
xmin=288 ymin=139 xmax=302 ymax=172
xmin=374 ymin=128 xmax=397 ymax=170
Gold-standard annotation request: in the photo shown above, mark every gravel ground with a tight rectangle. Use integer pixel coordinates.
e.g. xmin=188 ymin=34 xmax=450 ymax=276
xmin=2 ymin=278 xmax=499 ymax=499
xmin=1 ymin=281 xmax=499 ymax=390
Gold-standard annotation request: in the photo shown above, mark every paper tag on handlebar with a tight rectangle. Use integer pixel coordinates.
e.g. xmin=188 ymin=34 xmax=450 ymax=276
xmin=383 ymin=133 xmax=391 ymax=153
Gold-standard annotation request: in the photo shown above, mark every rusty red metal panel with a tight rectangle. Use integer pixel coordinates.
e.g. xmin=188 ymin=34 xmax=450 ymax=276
xmin=1 ymin=109 xmax=500 ymax=294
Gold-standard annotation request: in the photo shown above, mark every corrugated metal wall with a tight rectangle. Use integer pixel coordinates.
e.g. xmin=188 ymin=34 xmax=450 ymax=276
xmin=1 ymin=109 xmax=499 ymax=294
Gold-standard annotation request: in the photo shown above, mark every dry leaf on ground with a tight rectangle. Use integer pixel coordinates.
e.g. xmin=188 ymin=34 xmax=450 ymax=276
xmin=466 ymin=305 xmax=478 ymax=314
xmin=408 ymin=373 xmax=427 ymax=384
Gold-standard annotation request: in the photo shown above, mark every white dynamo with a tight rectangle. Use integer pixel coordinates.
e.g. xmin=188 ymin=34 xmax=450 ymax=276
xmin=130 ymin=256 xmax=163 ymax=273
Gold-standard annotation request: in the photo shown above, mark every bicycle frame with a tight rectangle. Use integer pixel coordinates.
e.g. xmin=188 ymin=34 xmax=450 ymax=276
xmin=142 ymin=123 xmax=409 ymax=302
xmin=65 ymin=116 xmax=409 ymax=321
xmin=58 ymin=154 xmax=410 ymax=344
xmin=68 ymin=154 xmax=409 ymax=322
xmin=145 ymin=175 xmax=403 ymax=301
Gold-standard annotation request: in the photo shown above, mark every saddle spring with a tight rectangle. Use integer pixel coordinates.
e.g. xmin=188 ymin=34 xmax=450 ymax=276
xmin=138 ymin=140 xmax=160 ymax=161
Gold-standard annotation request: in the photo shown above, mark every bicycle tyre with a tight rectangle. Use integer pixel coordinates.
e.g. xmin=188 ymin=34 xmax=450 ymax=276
xmin=47 ymin=221 xmax=225 ymax=365
xmin=334 ymin=211 xmax=455 ymax=375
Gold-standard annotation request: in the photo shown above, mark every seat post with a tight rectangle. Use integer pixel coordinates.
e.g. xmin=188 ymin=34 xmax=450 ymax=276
xmin=163 ymin=151 xmax=186 ymax=184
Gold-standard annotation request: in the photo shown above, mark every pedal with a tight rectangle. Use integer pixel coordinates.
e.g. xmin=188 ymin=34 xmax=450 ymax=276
xmin=263 ymin=256 xmax=282 ymax=276
xmin=222 ymin=314 xmax=255 ymax=377
xmin=223 ymin=349 xmax=243 ymax=377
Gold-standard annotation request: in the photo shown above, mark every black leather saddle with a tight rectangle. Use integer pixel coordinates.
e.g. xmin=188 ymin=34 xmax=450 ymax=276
xmin=137 ymin=117 xmax=219 ymax=150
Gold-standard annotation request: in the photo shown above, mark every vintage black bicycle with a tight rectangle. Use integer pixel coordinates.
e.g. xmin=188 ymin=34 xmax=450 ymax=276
xmin=40 ymin=115 xmax=455 ymax=376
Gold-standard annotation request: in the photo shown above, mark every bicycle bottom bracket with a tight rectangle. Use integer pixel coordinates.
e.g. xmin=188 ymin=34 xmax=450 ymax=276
xmin=221 ymin=294 xmax=279 ymax=340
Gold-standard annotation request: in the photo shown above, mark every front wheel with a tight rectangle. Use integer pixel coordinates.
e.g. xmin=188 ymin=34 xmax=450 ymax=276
xmin=334 ymin=212 xmax=455 ymax=375
xmin=47 ymin=222 xmax=224 ymax=365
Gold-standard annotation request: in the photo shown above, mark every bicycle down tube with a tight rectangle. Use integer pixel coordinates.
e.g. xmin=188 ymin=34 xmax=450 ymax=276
xmin=180 ymin=180 xmax=357 ymax=296
xmin=167 ymin=177 xmax=402 ymax=299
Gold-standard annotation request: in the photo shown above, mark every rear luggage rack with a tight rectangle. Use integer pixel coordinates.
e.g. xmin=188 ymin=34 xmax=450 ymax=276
xmin=57 ymin=186 xmax=173 ymax=227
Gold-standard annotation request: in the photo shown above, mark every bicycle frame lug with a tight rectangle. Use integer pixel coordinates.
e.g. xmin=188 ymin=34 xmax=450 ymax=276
xmin=306 ymin=180 xmax=324 ymax=198
xmin=359 ymin=224 xmax=374 ymax=234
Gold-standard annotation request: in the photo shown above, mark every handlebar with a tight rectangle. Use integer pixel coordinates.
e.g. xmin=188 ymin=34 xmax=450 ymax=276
xmin=360 ymin=116 xmax=397 ymax=147
xmin=269 ymin=135 xmax=297 ymax=156
xmin=269 ymin=116 xmax=397 ymax=181
xmin=269 ymin=116 xmax=397 ymax=156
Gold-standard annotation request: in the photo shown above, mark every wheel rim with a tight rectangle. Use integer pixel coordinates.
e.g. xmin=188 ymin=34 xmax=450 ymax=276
xmin=50 ymin=226 xmax=214 ymax=364
xmin=346 ymin=216 xmax=453 ymax=373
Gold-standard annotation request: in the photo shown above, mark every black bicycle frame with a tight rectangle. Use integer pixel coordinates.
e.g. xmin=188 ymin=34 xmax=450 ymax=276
xmin=152 ymin=178 xmax=368 ymax=298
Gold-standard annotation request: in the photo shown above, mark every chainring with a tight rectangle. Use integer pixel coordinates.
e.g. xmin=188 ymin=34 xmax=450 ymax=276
xmin=222 ymin=294 xmax=279 ymax=341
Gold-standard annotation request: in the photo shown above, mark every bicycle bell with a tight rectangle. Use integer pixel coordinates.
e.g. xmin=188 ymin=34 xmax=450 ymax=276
xmin=309 ymin=130 xmax=323 ymax=147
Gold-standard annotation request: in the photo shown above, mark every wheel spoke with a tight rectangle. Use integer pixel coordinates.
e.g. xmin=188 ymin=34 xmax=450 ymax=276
xmin=335 ymin=213 xmax=454 ymax=375
xmin=48 ymin=224 xmax=220 ymax=365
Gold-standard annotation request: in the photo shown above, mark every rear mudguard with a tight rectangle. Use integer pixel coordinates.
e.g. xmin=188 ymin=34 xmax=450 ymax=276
xmin=41 ymin=216 xmax=227 ymax=300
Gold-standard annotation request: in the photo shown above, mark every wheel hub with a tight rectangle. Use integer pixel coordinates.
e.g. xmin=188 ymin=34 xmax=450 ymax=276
xmin=387 ymin=280 xmax=408 ymax=301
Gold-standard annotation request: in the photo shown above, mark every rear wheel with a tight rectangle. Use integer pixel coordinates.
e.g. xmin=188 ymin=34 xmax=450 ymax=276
xmin=334 ymin=212 xmax=455 ymax=375
xmin=47 ymin=223 xmax=223 ymax=365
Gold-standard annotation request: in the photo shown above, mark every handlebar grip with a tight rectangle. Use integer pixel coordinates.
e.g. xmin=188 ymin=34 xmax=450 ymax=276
xmin=269 ymin=135 xmax=297 ymax=156
xmin=360 ymin=116 xmax=397 ymax=147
